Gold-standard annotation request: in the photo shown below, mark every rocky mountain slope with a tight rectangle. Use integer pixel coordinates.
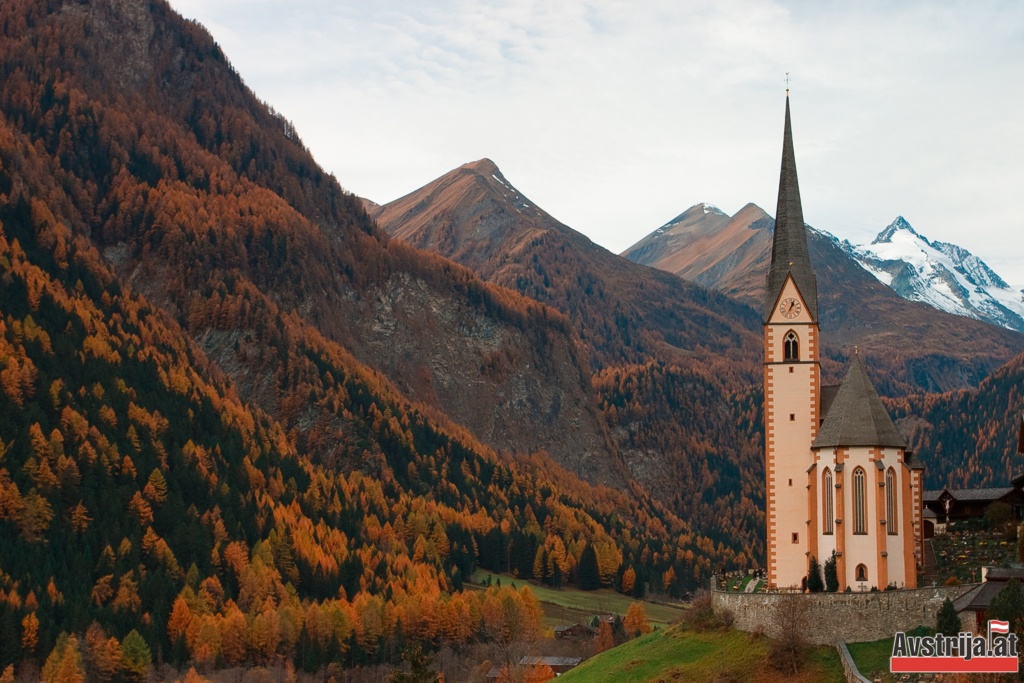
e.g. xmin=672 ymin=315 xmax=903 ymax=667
xmin=623 ymin=204 xmax=1024 ymax=395
xmin=370 ymin=159 xmax=762 ymax=369
xmin=841 ymin=216 xmax=1024 ymax=333
xmin=371 ymin=159 xmax=767 ymax=557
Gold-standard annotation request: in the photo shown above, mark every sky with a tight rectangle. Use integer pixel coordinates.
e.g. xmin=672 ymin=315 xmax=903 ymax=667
xmin=169 ymin=0 xmax=1024 ymax=287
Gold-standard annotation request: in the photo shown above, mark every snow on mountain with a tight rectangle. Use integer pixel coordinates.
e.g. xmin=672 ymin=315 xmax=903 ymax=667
xmin=840 ymin=217 xmax=1024 ymax=332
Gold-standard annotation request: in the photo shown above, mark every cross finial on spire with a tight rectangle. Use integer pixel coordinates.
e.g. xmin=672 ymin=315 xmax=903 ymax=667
xmin=854 ymin=345 xmax=859 ymax=356
xmin=785 ymin=72 xmax=790 ymax=95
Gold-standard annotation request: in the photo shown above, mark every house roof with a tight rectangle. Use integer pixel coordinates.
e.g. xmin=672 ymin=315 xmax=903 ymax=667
xmin=519 ymin=656 xmax=582 ymax=668
xmin=922 ymin=487 xmax=1015 ymax=504
xmin=820 ymin=384 xmax=841 ymax=422
xmin=983 ymin=567 xmax=1024 ymax=582
xmin=954 ymin=569 xmax=1024 ymax=612
xmin=765 ymin=95 xmax=817 ymax=322
xmin=954 ymin=582 xmax=999 ymax=613
xmin=812 ymin=355 xmax=906 ymax=449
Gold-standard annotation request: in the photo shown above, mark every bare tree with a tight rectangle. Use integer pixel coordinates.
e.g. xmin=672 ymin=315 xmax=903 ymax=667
xmin=768 ymin=595 xmax=810 ymax=675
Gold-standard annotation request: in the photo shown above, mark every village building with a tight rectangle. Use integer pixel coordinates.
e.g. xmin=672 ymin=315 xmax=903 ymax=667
xmin=923 ymin=477 xmax=1024 ymax=527
xmin=485 ymin=656 xmax=582 ymax=680
xmin=763 ymin=94 xmax=924 ymax=591
xmin=953 ymin=567 xmax=1024 ymax=634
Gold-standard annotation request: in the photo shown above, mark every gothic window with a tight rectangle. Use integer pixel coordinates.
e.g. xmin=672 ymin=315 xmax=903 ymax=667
xmin=886 ymin=468 xmax=898 ymax=535
xmin=853 ymin=467 xmax=867 ymax=534
xmin=823 ymin=468 xmax=834 ymax=535
xmin=784 ymin=331 xmax=799 ymax=362
xmin=856 ymin=564 xmax=868 ymax=582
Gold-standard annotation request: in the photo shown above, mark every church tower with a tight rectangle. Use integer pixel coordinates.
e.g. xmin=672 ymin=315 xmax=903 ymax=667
xmin=764 ymin=95 xmax=821 ymax=589
xmin=762 ymin=95 xmax=921 ymax=591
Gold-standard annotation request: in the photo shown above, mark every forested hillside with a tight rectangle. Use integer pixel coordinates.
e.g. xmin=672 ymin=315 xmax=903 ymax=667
xmin=0 ymin=0 xmax=735 ymax=675
xmin=372 ymin=160 xmax=768 ymax=566
xmin=890 ymin=350 xmax=1024 ymax=488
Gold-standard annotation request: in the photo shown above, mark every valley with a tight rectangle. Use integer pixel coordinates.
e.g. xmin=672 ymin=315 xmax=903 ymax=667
xmin=0 ymin=1 xmax=1021 ymax=681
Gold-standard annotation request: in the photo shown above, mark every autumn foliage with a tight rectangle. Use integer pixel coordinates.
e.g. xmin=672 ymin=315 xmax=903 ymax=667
xmin=0 ymin=0 xmax=741 ymax=676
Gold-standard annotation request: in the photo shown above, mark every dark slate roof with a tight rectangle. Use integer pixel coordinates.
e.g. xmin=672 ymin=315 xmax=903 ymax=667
xmin=812 ymin=355 xmax=906 ymax=449
xmin=954 ymin=582 xmax=998 ymax=612
xmin=982 ymin=567 xmax=1024 ymax=582
xmin=922 ymin=489 xmax=949 ymax=503
xmin=820 ymin=384 xmax=841 ymax=423
xmin=955 ymin=570 xmax=1024 ymax=612
xmin=923 ymin=487 xmax=1014 ymax=504
xmin=765 ymin=95 xmax=818 ymax=322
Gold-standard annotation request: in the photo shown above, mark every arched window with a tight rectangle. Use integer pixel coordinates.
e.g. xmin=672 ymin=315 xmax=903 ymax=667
xmin=784 ymin=331 xmax=799 ymax=362
xmin=886 ymin=468 xmax=898 ymax=535
xmin=822 ymin=468 xmax=834 ymax=535
xmin=856 ymin=564 xmax=868 ymax=582
xmin=853 ymin=467 xmax=867 ymax=534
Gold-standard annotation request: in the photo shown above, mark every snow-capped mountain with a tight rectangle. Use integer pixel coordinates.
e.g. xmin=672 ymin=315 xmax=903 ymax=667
xmin=841 ymin=217 xmax=1024 ymax=332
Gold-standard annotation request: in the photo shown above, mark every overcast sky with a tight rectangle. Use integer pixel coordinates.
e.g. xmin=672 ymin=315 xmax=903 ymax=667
xmin=169 ymin=0 xmax=1024 ymax=286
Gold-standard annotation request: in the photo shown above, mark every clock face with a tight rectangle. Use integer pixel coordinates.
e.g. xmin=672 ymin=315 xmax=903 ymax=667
xmin=779 ymin=298 xmax=802 ymax=319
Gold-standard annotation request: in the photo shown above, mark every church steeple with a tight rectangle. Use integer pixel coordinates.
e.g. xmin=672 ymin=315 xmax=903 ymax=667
xmin=765 ymin=95 xmax=817 ymax=321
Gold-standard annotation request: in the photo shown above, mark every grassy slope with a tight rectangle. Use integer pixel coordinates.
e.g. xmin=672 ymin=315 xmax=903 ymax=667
xmin=469 ymin=570 xmax=687 ymax=627
xmin=559 ymin=626 xmax=845 ymax=683
xmin=846 ymin=638 xmax=894 ymax=681
xmin=847 ymin=627 xmax=935 ymax=682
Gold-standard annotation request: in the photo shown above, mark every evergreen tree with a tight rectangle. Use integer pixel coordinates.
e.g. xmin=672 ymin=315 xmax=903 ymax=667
xmin=577 ymin=543 xmax=600 ymax=591
xmin=935 ymin=598 xmax=961 ymax=637
xmin=989 ymin=579 xmax=1024 ymax=634
xmin=0 ymin=606 xmax=18 ymax=669
xmin=824 ymin=551 xmax=839 ymax=593
xmin=119 ymin=630 xmax=151 ymax=683
xmin=806 ymin=556 xmax=824 ymax=593
xmin=389 ymin=645 xmax=437 ymax=683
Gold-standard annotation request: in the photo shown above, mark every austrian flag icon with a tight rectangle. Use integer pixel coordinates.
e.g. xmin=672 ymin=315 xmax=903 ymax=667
xmin=990 ymin=620 xmax=1010 ymax=635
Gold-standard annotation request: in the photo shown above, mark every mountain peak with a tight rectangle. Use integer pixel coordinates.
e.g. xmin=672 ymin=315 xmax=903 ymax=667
xmin=734 ymin=203 xmax=771 ymax=226
xmin=846 ymin=219 xmax=1024 ymax=332
xmin=872 ymin=216 xmax=920 ymax=244
xmin=462 ymin=158 xmax=500 ymax=175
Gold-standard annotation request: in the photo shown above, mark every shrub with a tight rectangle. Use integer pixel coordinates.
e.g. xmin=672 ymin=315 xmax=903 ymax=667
xmin=936 ymin=598 xmax=961 ymax=637
xmin=824 ymin=551 xmax=839 ymax=592
xmin=806 ymin=556 xmax=824 ymax=593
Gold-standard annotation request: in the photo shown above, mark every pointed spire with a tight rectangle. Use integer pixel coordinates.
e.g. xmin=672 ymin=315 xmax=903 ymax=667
xmin=765 ymin=95 xmax=818 ymax=321
xmin=812 ymin=355 xmax=906 ymax=450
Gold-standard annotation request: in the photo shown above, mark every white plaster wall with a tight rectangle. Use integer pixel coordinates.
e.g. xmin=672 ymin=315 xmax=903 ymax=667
xmin=843 ymin=447 xmax=878 ymax=591
xmin=880 ymin=448 xmax=908 ymax=588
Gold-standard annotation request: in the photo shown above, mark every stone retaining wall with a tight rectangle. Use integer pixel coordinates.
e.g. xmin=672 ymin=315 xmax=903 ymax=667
xmin=837 ymin=640 xmax=872 ymax=683
xmin=712 ymin=584 xmax=975 ymax=644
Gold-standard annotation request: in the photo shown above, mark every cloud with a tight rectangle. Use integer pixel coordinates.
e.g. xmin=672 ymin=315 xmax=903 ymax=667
xmin=169 ymin=0 xmax=1024 ymax=284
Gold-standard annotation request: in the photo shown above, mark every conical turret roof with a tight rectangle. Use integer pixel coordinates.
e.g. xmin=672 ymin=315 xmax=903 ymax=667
xmin=812 ymin=355 xmax=907 ymax=450
xmin=765 ymin=95 xmax=818 ymax=321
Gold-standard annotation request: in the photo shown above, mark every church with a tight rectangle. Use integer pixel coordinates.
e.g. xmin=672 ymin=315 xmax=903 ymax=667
xmin=763 ymin=95 xmax=924 ymax=591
